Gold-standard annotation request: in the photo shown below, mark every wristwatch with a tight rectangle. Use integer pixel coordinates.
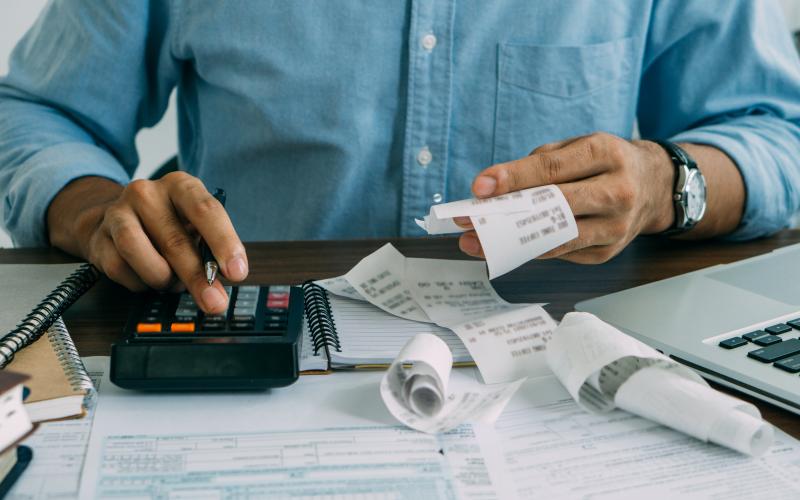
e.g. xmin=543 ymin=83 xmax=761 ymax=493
xmin=654 ymin=140 xmax=707 ymax=235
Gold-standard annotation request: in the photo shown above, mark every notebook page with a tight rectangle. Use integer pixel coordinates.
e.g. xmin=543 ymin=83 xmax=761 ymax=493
xmin=0 ymin=264 xmax=81 ymax=338
xmin=327 ymin=294 xmax=472 ymax=366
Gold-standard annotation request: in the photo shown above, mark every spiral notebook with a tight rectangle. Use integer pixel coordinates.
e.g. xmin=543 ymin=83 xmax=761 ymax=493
xmin=299 ymin=281 xmax=472 ymax=372
xmin=0 ymin=264 xmax=99 ymax=421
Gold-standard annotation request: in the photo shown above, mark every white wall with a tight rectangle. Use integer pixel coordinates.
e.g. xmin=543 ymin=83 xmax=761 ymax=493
xmin=0 ymin=0 xmax=177 ymax=248
xmin=0 ymin=2 xmax=799 ymax=248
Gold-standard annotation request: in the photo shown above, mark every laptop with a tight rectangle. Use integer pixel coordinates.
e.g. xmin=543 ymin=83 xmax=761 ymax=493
xmin=576 ymin=242 xmax=800 ymax=414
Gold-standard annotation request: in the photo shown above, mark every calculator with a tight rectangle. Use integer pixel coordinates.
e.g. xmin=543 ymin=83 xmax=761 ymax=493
xmin=110 ymin=285 xmax=304 ymax=390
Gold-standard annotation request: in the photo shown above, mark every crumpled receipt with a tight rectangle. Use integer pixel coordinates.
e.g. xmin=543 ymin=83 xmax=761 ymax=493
xmin=416 ymin=185 xmax=578 ymax=279
xmin=547 ymin=312 xmax=774 ymax=456
xmin=380 ymin=333 xmax=524 ymax=433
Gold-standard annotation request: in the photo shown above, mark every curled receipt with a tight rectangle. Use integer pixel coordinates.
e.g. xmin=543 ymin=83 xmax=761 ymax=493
xmin=381 ymin=333 xmax=523 ymax=433
xmin=547 ymin=312 xmax=774 ymax=456
xmin=416 ymin=185 xmax=578 ymax=279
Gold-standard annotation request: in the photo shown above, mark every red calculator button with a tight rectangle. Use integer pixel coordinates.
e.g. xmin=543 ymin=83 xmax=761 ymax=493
xmin=170 ymin=322 xmax=196 ymax=333
xmin=136 ymin=323 xmax=162 ymax=333
xmin=267 ymin=298 xmax=289 ymax=309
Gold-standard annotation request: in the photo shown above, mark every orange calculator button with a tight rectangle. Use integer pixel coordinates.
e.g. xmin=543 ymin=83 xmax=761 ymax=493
xmin=170 ymin=322 xmax=196 ymax=333
xmin=136 ymin=323 xmax=162 ymax=333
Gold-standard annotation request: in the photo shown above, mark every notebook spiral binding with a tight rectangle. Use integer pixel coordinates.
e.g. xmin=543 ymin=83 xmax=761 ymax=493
xmin=48 ymin=317 xmax=97 ymax=408
xmin=0 ymin=264 xmax=100 ymax=369
xmin=302 ymin=281 xmax=342 ymax=359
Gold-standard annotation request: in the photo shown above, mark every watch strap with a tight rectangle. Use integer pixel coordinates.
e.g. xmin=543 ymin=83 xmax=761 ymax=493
xmin=653 ymin=140 xmax=698 ymax=236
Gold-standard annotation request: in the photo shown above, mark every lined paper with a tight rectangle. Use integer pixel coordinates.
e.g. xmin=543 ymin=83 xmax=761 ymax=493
xmin=327 ymin=295 xmax=471 ymax=366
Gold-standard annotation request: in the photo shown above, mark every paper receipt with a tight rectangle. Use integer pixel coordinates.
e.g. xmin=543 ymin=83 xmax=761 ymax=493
xmin=380 ymin=333 xmax=523 ymax=434
xmin=416 ymin=185 xmax=578 ymax=279
xmin=546 ymin=312 xmax=774 ymax=456
xmin=322 ymin=244 xmax=558 ymax=384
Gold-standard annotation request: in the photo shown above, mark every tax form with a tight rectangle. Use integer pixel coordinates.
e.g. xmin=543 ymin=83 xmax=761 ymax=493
xmin=77 ymin=359 xmax=800 ymax=499
xmin=79 ymin=363 xmax=507 ymax=499
xmin=7 ymin=357 xmax=106 ymax=500
xmin=485 ymin=376 xmax=800 ymax=499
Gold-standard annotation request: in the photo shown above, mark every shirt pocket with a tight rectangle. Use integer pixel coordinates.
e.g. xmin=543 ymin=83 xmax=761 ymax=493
xmin=493 ymin=37 xmax=635 ymax=164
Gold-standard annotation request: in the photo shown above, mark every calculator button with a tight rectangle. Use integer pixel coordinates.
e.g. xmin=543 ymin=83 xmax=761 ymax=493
xmin=263 ymin=321 xmax=287 ymax=331
xmin=765 ymin=324 xmax=792 ymax=335
xmin=142 ymin=316 xmax=161 ymax=323
xmin=230 ymin=321 xmax=255 ymax=331
xmin=267 ymin=296 xmax=289 ymax=309
xmin=266 ymin=308 xmax=289 ymax=315
xmin=175 ymin=308 xmax=198 ymax=318
xmin=269 ymin=286 xmax=291 ymax=293
xmin=753 ymin=335 xmax=782 ymax=346
xmin=788 ymin=319 xmax=800 ymax=330
xmin=233 ymin=299 xmax=255 ymax=309
xmin=774 ymin=356 xmax=800 ymax=373
xmin=719 ymin=337 xmax=747 ymax=349
xmin=201 ymin=321 xmax=225 ymax=331
xmin=233 ymin=314 xmax=256 ymax=323
xmin=239 ymin=285 xmax=260 ymax=294
xmin=146 ymin=307 xmax=162 ymax=316
xmin=170 ymin=322 xmax=196 ymax=333
xmin=264 ymin=314 xmax=287 ymax=322
xmin=136 ymin=323 xmax=162 ymax=333
xmin=205 ymin=314 xmax=228 ymax=322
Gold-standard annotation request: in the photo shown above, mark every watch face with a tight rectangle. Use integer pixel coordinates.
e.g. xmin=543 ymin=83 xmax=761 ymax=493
xmin=685 ymin=169 xmax=707 ymax=222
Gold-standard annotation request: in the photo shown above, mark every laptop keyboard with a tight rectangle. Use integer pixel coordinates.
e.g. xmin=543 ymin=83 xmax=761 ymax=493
xmin=719 ymin=318 xmax=800 ymax=372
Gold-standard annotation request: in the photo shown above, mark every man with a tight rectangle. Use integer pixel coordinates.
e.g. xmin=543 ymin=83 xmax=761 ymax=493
xmin=1 ymin=1 xmax=799 ymax=314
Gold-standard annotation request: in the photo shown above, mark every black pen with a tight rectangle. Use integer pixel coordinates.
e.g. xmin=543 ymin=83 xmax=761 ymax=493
xmin=201 ymin=188 xmax=226 ymax=285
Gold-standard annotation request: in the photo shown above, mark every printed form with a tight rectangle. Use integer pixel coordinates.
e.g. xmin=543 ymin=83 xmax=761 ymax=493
xmin=77 ymin=361 xmax=800 ymax=499
xmin=8 ymin=357 xmax=106 ymax=500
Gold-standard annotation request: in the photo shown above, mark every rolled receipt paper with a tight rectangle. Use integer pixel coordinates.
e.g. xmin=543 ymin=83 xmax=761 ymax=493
xmin=380 ymin=333 xmax=524 ymax=433
xmin=547 ymin=312 xmax=774 ymax=456
xmin=416 ymin=185 xmax=578 ymax=279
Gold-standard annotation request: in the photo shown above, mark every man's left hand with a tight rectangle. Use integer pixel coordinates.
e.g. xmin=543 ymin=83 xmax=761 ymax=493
xmin=457 ymin=133 xmax=677 ymax=264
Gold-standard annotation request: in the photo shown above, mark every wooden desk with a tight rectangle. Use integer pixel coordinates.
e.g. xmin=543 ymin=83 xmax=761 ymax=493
xmin=2 ymin=231 xmax=799 ymax=436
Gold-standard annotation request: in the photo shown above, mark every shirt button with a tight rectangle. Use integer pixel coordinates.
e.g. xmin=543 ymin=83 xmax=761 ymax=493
xmin=432 ymin=193 xmax=443 ymax=203
xmin=421 ymin=34 xmax=437 ymax=52
xmin=417 ymin=146 xmax=432 ymax=167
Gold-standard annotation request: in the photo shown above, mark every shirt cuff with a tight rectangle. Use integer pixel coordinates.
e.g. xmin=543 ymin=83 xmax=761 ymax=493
xmin=3 ymin=142 xmax=130 ymax=247
xmin=669 ymin=120 xmax=796 ymax=241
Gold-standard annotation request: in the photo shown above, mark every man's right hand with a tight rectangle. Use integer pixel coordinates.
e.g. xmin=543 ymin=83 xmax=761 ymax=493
xmin=47 ymin=173 xmax=248 ymax=314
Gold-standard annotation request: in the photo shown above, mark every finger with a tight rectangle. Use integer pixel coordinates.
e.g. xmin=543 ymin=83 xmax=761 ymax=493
xmin=453 ymin=216 xmax=473 ymax=229
xmin=557 ymin=244 xmax=621 ymax=265
xmin=557 ymin=177 xmax=617 ymax=217
xmin=165 ymin=175 xmax=248 ymax=282
xmin=458 ymin=231 xmax=485 ymax=259
xmin=134 ymin=191 xmax=230 ymax=313
xmin=528 ymin=135 xmax=585 ymax=155
xmin=94 ymin=233 xmax=148 ymax=292
xmin=473 ymin=134 xmax=616 ymax=197
xmin=537 ymin=217 xmax=618 ymax=259
xmin=104 ymin=205 xmax=175 ymax=289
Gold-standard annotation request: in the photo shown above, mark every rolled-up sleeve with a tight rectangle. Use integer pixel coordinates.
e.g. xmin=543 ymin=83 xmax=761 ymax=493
xmin=638 ymin=0 xmax=800 ymax=240
xmin=0 ymin=0 xmax=179 ymax=246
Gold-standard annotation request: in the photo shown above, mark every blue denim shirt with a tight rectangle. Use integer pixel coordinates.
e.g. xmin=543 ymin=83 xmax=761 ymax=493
xmin=1 ymin=0 xmax=799 ymax=246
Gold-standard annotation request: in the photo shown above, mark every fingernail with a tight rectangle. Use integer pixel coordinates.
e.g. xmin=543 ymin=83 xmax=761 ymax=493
xmin=460 ymin=233 xmax=481 ymax=255
xmin=202 ymin=286 xmax=227 ymax=312
xmin=227 ymin=256 xmax=248 ymax=281
xmin=453 ymin=216 xmax=472 ymax=228
xmin=473 ymin=176 xmax=497 ymax=197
